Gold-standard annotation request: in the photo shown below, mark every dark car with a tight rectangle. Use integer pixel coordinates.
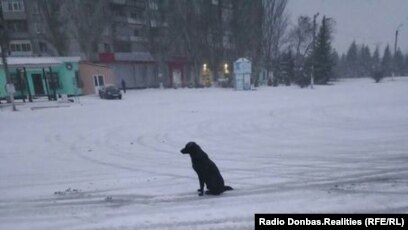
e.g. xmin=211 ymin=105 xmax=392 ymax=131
xmin=99 ymin=85 xmax=122 ymax=99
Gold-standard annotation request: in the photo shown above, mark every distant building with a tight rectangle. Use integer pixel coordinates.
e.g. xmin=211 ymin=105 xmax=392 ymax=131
xmin=79 ymin=62 xmax=115 ymax=95
xmin=0 ymin=57 xmax=81 ymax=100
xmin=1 ymin=0 xmax=38 ymax=56
xmin=1 ymin=0 xmax=236 ymax=89
xmin=98 ymin=51 xmax=157 ymax=89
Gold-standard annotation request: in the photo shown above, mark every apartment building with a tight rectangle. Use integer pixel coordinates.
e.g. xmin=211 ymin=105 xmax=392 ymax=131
xmin=1 ymin=0 xmax=236 ymax=88
xmin=0 ymin=0 xmax=51 ymax=56
xmin=105 ymin=0 xmax=150 ymax=53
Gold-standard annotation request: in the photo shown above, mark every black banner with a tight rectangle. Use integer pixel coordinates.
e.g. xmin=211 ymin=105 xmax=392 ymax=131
xmin=255 ymin=214 xmax=407 ymax=229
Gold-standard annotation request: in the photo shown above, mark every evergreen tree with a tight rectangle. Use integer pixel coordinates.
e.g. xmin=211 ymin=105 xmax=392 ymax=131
xmin=393 ymin=49 xmax=404 ymax=76
xmin=370 ymin=46 xmax=384 ymax=83
xmin=345 ymin=41 xmax=358 ymax=78
xmin=381 ymin=45 xmax=392 ymax=77
xmin=331 ymin=50 xmax=340 ymax=80
xmin=405 ymin=53 xmax=408 ymax=75
xmin=372 ymin=46 xmax=381 ymax=69
xmin=279 ymin=49 xmax=295 ymax=86
xmin=360 ymin=45 xmax=372 ymax=77
xmin=335 ymin=53 xmax=347 ymax=78
xmin=312 ymin=16 xmax=335 ymax=84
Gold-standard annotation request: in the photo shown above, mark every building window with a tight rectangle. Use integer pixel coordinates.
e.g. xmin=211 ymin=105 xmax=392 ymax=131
xmin=10 ymin=44 xmax=19 ymax=51
xmin=2 ymin=0 xmax=24 ymax=12
xmin=32 ymin=1 xmax=39 ymax=14
xmin=98 ymin=76 xmax=104 ymax=86
xmin=94 ymin=75 xmax=104 ymax=87
xmin=133 ymin=29 xmax=140 ymax=37
xmin=150 ymin=20 xmax=158 ymax=27
xmin=104 ymin=43 xmax=111 ymax=52
xmin=113 ymin=7 xmax=125 ymax=17
xmin=114 ymin=41 xmax=131 ymax=52
xmin=129 ymin=0 xmax=145 ymax=9
xmin=47 ymin=72 xmax=61 ymax=90
xmin=130 ymin=11 xmax=143 ymax=21
xmin=6 ymin=20 xmax=28 ymax=33
xmin=9 ymin=41 xmax=32 ymax=53
xmin=21 ymin=43 xmax=30 ymax=51
xmin=149 ymin=1 xmax=158 ymax=10
xmin=34 ymin=23 xmax=44 ymax=34
xmin=151 ymin=27 xmax=159 ymax=37
xmin=39 ymin=42 xmax=47 ymax=52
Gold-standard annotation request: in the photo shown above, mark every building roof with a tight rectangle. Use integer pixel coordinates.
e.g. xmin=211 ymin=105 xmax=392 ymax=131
xmin=0 ymin=57 xmax=81 ymax=68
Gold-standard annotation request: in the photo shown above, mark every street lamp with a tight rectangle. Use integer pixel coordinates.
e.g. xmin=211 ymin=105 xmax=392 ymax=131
xmin=224 ymin=63 xmax=229 ymax=74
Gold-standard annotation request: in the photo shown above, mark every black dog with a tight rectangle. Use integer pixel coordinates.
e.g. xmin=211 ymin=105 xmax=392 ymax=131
xmin=181 ymin=142 xmax=233 ymax=196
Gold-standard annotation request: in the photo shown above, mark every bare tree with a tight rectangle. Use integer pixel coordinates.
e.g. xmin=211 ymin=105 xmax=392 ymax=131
xmin=289 ymin=16 xmax=313 ymax=57
xmin=144 ymin=0 xmax=178 ymax=86
xmin=37 ymin=0 xmax=69 ymax=56
xmin=262 ymin=0 xmax=289 ymax=83
xmin=288 ymin=15 xmax=315 ymax=87
xmin=65 ymin=0 xmax=112 ymax=61
xmin=231 ymin=0 xmax=264 ymax=84
xmin=201 ymin=0 xmax=226 ymax=82
xmin=170 ymin=0 xmax=208 ymax=86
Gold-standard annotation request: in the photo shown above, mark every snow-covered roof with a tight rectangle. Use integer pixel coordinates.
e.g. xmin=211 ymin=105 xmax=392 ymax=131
xmin=0 ymin=56 xmax=81 ymax=68
xmin=234 ymin=58 xmax=251 ymax=63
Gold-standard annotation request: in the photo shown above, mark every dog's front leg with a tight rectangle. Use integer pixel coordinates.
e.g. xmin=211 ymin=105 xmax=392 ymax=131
xmin=197 ymin=175 xmax=205 ymax=196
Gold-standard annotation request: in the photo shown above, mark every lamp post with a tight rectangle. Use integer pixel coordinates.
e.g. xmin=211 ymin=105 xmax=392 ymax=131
xmin=393 ymin=23 xmax=403 ymax=80
xmin=394 ymin=25 xmax=402 ymax=56
xmin=311 ymin=12 xmax=320 ymax=89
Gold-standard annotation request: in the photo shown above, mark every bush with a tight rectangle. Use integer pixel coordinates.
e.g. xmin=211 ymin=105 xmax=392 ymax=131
xmin=371 ymin=69 xmax=385 ymax=83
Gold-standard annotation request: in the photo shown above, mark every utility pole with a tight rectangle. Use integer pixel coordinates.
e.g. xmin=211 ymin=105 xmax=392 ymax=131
xmin=393 ymin=24 xmax=402 ymax=80
xmin=394 ymin=29 xmax=399 ymax=58
xmin=311 ymin=12 xmax=319 ymax=89
xmin=0 ymin=7 xmax=16 ymax=111
xmin=392 ymin=27 xmax=402 ymax=80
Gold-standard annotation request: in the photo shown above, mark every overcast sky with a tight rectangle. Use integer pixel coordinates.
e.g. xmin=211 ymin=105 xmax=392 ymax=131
xmin=287 ymin=0 xmax=408 ymax=55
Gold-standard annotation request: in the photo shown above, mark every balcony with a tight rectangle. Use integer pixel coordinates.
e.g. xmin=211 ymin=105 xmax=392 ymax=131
xmin=8 ymin=51 xmax=33 ymax=57
xmin=114 ymin=35 xmax=146 ymax=43
xmin=128 ymin=18 xmax=144 ymax=25
xmin=2 ymin=11 xmax=27 ymax=20
xmin=7 ymin=31 xmax=30 ymax=40
xmin=129 ymin=36 xmax=145 ymax=42
xmin=128 ymin=0 xmax=146 ymax=9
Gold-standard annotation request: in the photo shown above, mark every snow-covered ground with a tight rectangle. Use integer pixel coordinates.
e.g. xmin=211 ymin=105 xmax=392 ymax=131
xmin=1 ymin=78 xmax=408 ymax=229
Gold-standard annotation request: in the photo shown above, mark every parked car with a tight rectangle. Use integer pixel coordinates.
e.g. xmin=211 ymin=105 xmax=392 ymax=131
xmin=98 ymin=85 xmax=122 ymax=99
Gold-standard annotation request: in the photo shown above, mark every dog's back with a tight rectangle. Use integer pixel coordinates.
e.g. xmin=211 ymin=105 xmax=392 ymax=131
xmin=191 ymin=150 xmax=225 ymax=192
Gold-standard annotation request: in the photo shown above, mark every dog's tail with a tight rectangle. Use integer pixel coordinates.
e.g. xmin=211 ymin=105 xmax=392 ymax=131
xmin=224 ymin=185 xmax=233 ymax=191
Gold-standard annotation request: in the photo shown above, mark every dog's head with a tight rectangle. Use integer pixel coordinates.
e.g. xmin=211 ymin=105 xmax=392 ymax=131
xmin=181 ymin=142 xmax=200 ymax=154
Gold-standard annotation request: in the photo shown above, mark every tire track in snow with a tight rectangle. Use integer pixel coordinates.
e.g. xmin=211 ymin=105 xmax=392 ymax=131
xmin=3 ymin=165 xmax=407 ymax=225
xmin=9 ymin=165 xmax=407 ymax=210
xmin=39 ymin=123 xmax=176 ymax=175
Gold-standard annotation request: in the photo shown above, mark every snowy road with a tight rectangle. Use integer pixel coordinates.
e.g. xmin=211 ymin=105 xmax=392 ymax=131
xmin=1 ymin=78 xmax=408 ymax=229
